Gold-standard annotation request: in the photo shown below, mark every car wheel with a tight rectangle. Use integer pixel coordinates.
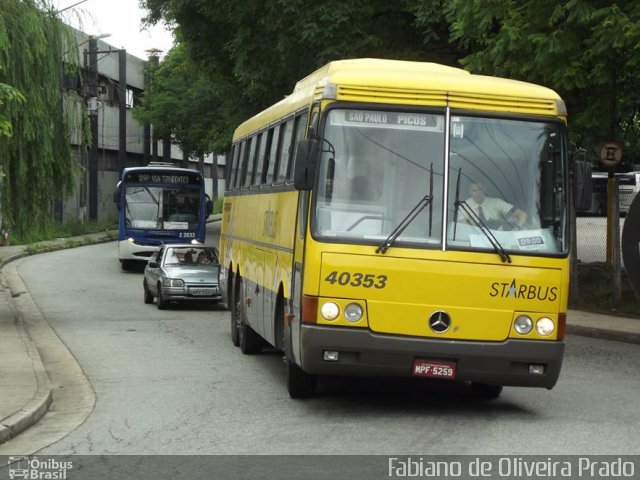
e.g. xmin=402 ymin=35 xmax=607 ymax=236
xmin=470 ymin=382 xmax=503 ymax=400
xmin=237 ymin=277 xmax=262 ymax=354
xmin=230 ymin=274 xmax=240 ymax=346
xmin=286 ymin=357 xmax=317 ymax=398
xmin=157 ymin=283 xmax=168 ymax=310
xmin=143 ymin=280 xmax=153 ymax=304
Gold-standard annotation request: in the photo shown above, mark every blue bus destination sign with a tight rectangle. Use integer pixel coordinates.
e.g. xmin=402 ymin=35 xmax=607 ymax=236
xmin=125 ymin=172 xmax=201 ymax=185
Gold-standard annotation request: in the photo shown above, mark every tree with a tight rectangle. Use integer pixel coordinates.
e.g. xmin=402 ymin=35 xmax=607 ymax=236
xmin=0 ymin=0 xmax=79 ymax=238
xmin=446 ymin=0 xmax=640 ymax=165
xmin=140 ymin=0 xmax=465 ymax=151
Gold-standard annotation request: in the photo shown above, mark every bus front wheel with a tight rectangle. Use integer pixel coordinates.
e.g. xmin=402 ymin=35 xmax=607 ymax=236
xmin=286 ymin=358 xmax=317 ymax=399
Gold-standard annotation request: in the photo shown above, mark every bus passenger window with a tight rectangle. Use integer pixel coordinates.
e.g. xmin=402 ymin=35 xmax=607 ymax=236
xmin=265 ymin=125 xmax=280 ymax=185
xmin=253 ymin=132 xmax=267 ymax=187
xmin=276 ymin=119 xmax=294 ymax=184
xmin=243 ymin=137 xmax=258 ymax=188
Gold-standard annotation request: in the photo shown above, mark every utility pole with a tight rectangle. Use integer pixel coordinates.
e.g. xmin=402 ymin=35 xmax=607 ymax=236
xmin=87 ymin=36 xmax=99 ymax=220
xmin=118 ymin=50 xmax=127 ymax=177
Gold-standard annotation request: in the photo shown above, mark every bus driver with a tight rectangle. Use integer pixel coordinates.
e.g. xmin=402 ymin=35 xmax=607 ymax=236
xmin=461 ymin=181 xmax=527 ymax=229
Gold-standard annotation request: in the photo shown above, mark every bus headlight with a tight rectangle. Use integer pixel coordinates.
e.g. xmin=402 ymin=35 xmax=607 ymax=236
xmin=514 ymin=315 xmax=533 ymax=335
xmin=344 ymin=303 xmax=363 ymax=322
xmin=536 ymin=317 xmax=555 ymax=336
xmin=320 ymin=302 xmax=340 ymax=321
xmin=163 ymin=278 xmax=184 ymax=287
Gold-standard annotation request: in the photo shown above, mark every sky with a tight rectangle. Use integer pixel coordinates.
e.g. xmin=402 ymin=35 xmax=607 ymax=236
xmin=52 ymin=0 xmax=175 ymax=59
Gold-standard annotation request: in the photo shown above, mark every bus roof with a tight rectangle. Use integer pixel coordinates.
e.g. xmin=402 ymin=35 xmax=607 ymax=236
xmin=234 ymin=58 xmax=566 ymax=140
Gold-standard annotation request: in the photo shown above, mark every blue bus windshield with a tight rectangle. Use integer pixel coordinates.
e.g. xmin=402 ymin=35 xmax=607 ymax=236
xmin=125 ymin=185 xmax=201 ymax=231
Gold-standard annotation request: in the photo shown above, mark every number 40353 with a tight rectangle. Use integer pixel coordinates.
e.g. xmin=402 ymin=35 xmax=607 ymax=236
xmin=324 ymin=271 xmax=388 ymax=289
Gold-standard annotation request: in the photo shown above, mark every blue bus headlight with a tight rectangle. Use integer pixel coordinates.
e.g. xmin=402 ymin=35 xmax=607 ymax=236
xmin=163 ymin=278 xmax=184 ymax=287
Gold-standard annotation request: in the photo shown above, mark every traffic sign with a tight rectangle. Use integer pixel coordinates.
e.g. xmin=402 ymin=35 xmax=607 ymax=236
xmin=599 ymin=141 xmax=623 ymax=167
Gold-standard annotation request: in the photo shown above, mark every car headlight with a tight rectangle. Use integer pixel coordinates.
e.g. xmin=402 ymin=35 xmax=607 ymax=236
xmin=536 ymin=317 xmax=555 ymax=336
xmin=163 ymin=278 xmax=184 ymax=287
xmin=320 ymin=302 xmax=339 ymax=321
xmin=343 ymin=303 xmax=363 ymax=322
xmin=514 ymin=315 xmax=533 ymax=335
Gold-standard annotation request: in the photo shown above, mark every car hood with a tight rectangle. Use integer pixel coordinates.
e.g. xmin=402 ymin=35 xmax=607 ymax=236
xmin=163 ymin=265 xmax=219 ymax=282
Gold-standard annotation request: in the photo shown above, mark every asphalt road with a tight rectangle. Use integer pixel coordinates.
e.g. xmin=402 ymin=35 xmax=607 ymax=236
xmin=14 ymin=223 xmax=640 ymax=455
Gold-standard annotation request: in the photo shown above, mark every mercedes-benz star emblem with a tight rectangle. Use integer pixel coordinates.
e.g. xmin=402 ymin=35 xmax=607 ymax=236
xmin=429 ymin=311 xmax=451 ymax=333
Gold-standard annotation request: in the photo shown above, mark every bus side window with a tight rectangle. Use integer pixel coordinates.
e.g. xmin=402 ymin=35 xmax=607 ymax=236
xmin=288 ymin=112 xmax=309 ymax=181
xmin=276 ymin=119 xmax=294 ymax=184
xmin=243 ymin=136 xmax=257 ymax=188
xmin=265 ymin=125 xmax=281 ymax=185
xmin=238 ymin=139 xmax=250 ymax=189
xmin=260 ymin=128 xmax=274 ymax=186
xmin=253 ymin=132 xmax=267 ymax=187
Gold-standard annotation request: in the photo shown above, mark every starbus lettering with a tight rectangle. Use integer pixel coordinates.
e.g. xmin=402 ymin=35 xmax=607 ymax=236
xmin=490 ymin=279 xmax=557 ymax=301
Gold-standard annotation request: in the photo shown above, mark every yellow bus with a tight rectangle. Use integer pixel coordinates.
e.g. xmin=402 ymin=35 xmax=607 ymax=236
xmin=219 ymin=58 xmax=590 ymax=398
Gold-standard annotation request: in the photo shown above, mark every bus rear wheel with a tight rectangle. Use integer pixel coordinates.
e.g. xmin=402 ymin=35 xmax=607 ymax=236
xmin=230 ymin=273 xmax=239 ymax=346
xmin=236 ymin=277 xmax=262 ymax=354
xmin=286 ymin=358 xmax=317 ymax=399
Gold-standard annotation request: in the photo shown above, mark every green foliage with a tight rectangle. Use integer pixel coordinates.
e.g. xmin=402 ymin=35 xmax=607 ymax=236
xmin=140 ymin=0 xmax=464 ymax=152
xmin=446 ymin=0 xmax=640 ymax=165
xmin=213 ymin=197 xmax=223 ymax=214
xmin=9 ymin=217 xmax=117 ymax=245
xmin=0 ymin=0 xmax=80 ymax=235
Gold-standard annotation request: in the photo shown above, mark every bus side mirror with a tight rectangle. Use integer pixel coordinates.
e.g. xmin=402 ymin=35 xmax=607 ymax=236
xmin=293 ymin=139 xmax=319 ymax=191
xmin=573 ymin=160 xmax=592 ymax=211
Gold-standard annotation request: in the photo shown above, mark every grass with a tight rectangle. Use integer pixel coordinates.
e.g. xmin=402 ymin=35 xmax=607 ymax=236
xmin=570 ymin=263 xmax=640 ymax=318
xmin=9 ymin=218 xmax=118 ymax=245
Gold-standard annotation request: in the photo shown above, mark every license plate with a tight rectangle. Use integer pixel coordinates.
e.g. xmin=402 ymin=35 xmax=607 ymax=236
xmin=412 ymin=359 xmax=456 ymax=379
xmin=190 ymin=288 xmax=214 ymax=296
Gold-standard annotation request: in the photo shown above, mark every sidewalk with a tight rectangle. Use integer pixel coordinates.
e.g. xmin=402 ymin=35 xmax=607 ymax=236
xmin=0 ymin=227 xmax=638 ymax=446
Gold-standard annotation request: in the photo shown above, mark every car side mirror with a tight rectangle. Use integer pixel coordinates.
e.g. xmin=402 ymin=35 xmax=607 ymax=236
xmin=293 ymin=139 xmax=319 ymax=190
xmin=148 ymin=261 xmax=159 ymax=268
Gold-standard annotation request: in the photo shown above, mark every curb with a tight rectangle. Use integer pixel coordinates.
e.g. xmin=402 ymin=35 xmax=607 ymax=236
xmin=567 ymin=324 xmax=640 ymax=345
xmin=0 ymin=265 xmax=53 ymax=445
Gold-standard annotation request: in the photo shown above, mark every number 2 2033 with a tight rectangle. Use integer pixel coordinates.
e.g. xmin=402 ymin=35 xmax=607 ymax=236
xmin=324 ymin=271 xmax=388 ymax=289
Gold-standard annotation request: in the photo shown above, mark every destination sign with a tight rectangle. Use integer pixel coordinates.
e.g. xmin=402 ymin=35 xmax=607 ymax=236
xmin=330 ymin=109 xmax=443 ymax=132
xmin=125 ymin=172 xmax=201 ymax=185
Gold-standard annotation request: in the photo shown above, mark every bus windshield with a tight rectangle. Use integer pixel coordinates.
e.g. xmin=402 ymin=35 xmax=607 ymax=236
xmin=313 ymin=108 xmax=567 ymax=256
xmin=125 ymin=185 xmax=201 ymax=230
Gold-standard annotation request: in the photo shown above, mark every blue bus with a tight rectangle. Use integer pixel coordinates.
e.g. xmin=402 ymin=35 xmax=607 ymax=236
xmin=114 ymin=164 xmax=213 ymax=270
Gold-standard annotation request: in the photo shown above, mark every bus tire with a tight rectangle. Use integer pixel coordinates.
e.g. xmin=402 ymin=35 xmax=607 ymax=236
xmin=237 ymin=277 xmax=262 ymax=354
xmin=470 ymin=382 xmax=503 ymax=399
xmin=121 ymin=260 xmax=133 ymax=271
xmin=143 ymin=280 xmax=154 ymax=304
xmin=230 ymin=272 xmax=240 ymax=346
xmin=157 ymin=283 xmax=168 ymax=310
xmin=286 ymin=358 xmax=317 ymax=398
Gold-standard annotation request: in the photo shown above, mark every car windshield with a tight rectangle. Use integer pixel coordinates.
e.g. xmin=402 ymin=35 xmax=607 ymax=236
xmin=125 ymin=186 xmax=201 ymax=230
xmin=164 ymin=247 xmax=218 ymax=266
xmin=312 ymin=108 xmax=568 ymax=256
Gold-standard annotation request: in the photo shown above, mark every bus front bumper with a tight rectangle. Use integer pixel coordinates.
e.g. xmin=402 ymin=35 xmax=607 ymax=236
xmin=299 ymin=325 xmax=564 ymax=388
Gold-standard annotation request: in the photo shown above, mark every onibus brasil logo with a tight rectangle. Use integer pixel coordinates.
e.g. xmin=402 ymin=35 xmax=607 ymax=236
xmin=7 ymin=456 xmax=72 ymax=480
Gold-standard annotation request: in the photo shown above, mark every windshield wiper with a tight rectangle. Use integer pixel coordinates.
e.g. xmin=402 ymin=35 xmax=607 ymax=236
xmin=376 ymin=164 xmax=434 ymax=254
xmin=452 ymin=168 xmax=511 ymax=263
